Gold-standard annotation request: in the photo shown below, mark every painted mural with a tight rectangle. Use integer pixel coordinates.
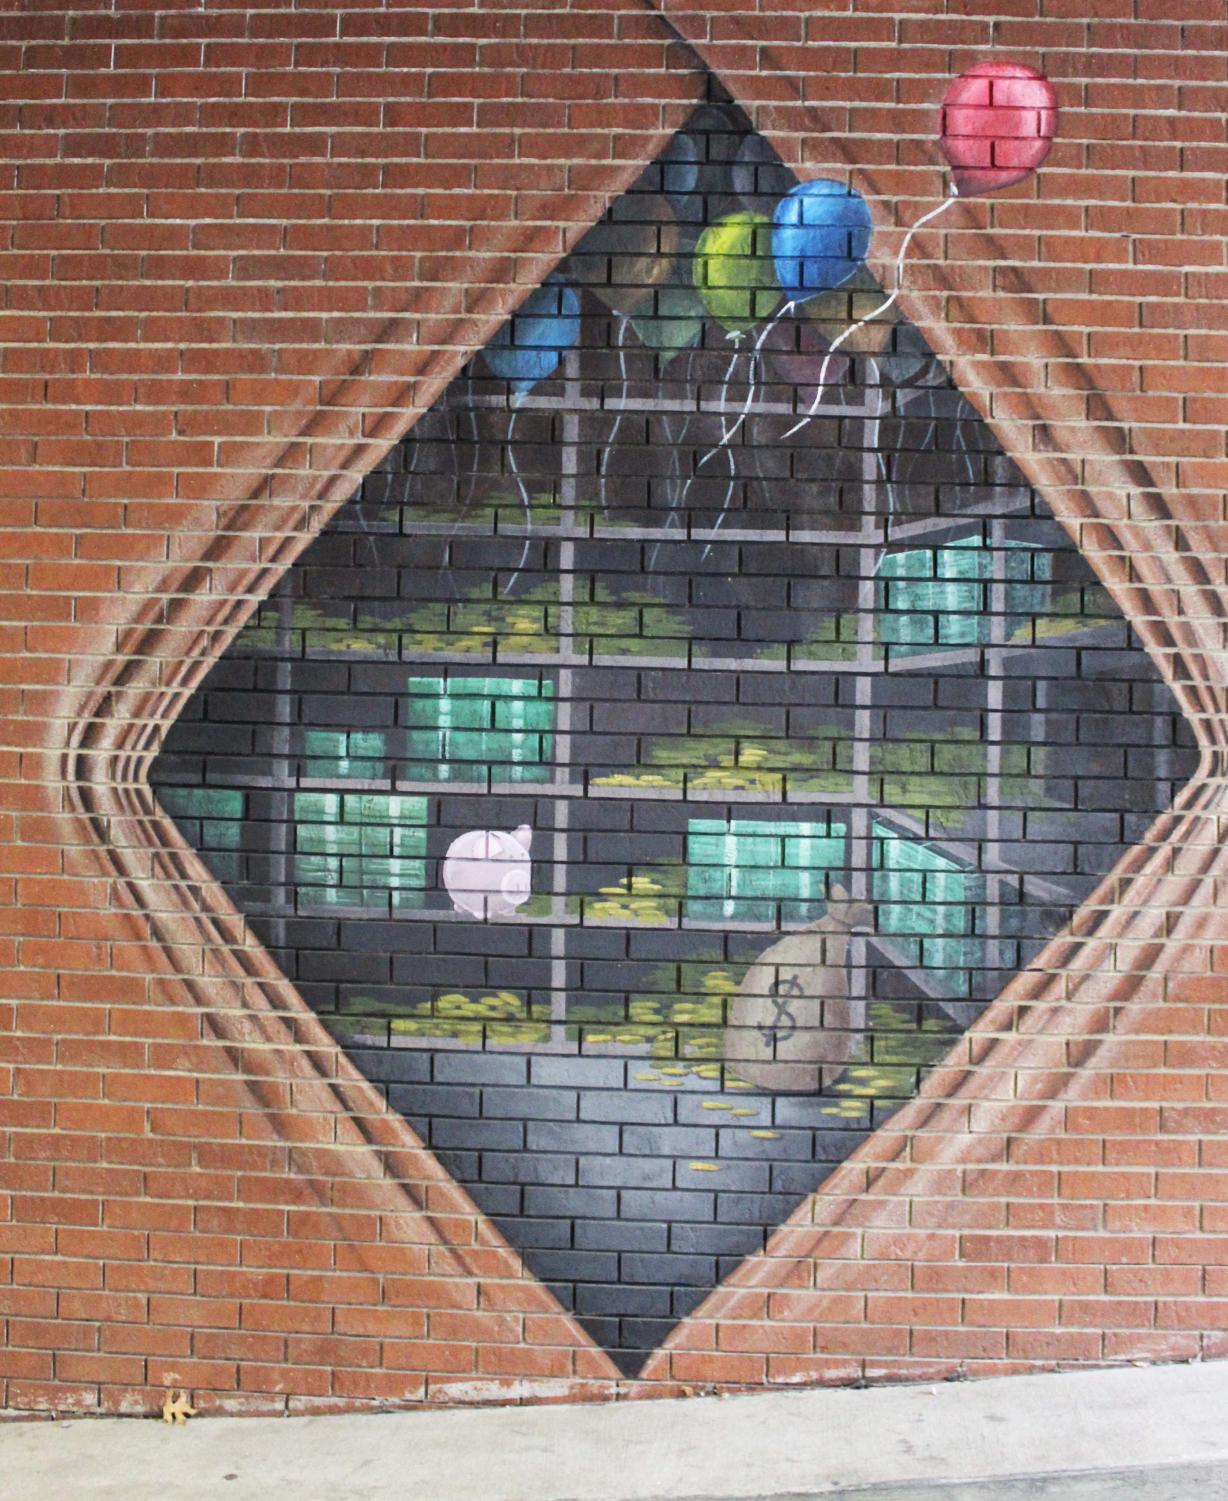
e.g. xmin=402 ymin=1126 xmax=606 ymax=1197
xmin=151 ymin=85 xmax=1195 ymax=1375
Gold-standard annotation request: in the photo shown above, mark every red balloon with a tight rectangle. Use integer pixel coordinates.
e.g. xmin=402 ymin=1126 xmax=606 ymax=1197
xmin=938 ymin=62 xmax=1057 ymax=198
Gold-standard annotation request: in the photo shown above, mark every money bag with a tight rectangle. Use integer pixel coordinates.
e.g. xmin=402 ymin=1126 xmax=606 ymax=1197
xmin=724 ymin=888 xmax=872 ymax=1093
xmin=442 ymin=824 xmax=533 ymax=920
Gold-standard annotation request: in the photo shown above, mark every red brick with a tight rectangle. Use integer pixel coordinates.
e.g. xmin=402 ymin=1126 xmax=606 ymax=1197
xmin=384 ymin=1340 xmax=476 ymax=1375
xmin=56 ymin=1352 xmax=146 ymax=1385
xmin=333 ymin=1369 xmax=427 ymax=1402
xmin=148 ymin=1358 xmax=239 ymax=1392
xmin=964 ymin=1299 xmax=1061 ymax=1330
xmin=238 ymin=1363 xmax=331 ymax=1397
xmin=0 ymin=4 xmax=1225 ymax=1419
xmin=1007 ymin=1329 xmax=1103 ymax=1362
xmin=242 ymin=1301 xmax=331 ymax=1336
xmin=912 ymin=1328 xmax=1006 ymax=1361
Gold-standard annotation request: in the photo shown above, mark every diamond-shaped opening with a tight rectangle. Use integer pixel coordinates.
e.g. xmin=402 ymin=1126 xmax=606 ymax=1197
xmin=151 ymin=91 xmax=1198 ymax=1377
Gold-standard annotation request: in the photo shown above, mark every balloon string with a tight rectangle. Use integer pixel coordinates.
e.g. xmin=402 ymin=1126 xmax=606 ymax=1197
xmin=599 ymin=313 xmax=631 ymax=520
xmin=682 ymin=304 xmax=792 ymax=559
xmin=674 ymin=336 xmax=743 ymax=527
xmin=502 ymin=396 xmax=533 ymax=597
xmin=647 ymin=341 xmax=699 ymax=573
xmin=706 ymin=304 xmax=791 ymax=470
xmin=439 ymin=403 xmax=470 ymax=603
xmin=780 ymin=188 xmax=958 ymax=443
xmin=462 ymin=369 xmax=481 ymax=509
xmin=441 ymin=374 xmax=486 ymax=598
xmin=700 ymin=301 xmax=794 ymax=558
xmin=866 ymin=355 xmax=892 ymax=524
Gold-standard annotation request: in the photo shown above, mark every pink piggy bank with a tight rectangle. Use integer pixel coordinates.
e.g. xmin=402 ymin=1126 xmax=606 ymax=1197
xmin=442 ymin=824 xmax=533 ymax=920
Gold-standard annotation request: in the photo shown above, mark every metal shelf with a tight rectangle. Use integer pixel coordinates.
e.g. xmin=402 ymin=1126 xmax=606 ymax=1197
xmin=433 ymin=390 xmax=897 ymax=421
xmin=224 ymin=632 xmax=1119 ymax=680
xmin=341 ymin=504 xmax=1037 ymax=549
xmin=239 ymin=352 xmax=1090 ymax=1040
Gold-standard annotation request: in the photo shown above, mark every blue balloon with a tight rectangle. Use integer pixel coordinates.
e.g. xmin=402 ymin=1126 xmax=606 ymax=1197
xmin=483 ymin=276 xmax=581 ymax=394
xmin=771 ymin=179 xmax=872 ymax=305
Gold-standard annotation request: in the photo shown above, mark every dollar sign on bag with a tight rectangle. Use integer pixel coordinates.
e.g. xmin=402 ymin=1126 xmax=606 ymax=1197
xmin=759 ymin=972 xmax=801 ymax=1046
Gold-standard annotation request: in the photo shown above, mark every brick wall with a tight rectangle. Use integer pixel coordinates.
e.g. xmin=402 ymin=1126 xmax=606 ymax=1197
xmin=2 ymin=1 xmax=1227 ymax=1418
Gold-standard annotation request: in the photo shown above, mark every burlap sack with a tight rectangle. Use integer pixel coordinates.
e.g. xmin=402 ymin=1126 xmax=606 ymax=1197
xmin=724 ymin=895 xmax=870 ymax=1093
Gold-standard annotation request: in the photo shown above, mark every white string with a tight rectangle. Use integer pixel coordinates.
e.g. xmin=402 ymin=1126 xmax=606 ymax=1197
xmin=647 ymin=341 xmax=699 ymax=572
xmin=781 ymin=187 xmax=959 ymax=442
xmin=461 ymin=369 xmax=481 ymax=509
xmin=866 ymin=355 xmax=892 ymax=523
xmin=502 ymin=396 xmax=533 ymax=596
xmin=704 ymin=303 xmax=793 ymax=481
xmin=700 ymin=300 xmax=795 ymax=557
xmin=598 ymin=313 xmax=631 ymax=518
xmin=672 ymin=333 xmax=744 ymax=527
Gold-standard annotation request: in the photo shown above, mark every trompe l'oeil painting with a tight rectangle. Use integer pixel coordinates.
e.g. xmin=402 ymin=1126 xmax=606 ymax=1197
xmin=152 ymin=75 xmax=1195 ymax=1374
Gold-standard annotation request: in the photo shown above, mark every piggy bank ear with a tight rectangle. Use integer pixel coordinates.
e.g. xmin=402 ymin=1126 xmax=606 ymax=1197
xmin=492 ymin=826 xmax=531 ymax=859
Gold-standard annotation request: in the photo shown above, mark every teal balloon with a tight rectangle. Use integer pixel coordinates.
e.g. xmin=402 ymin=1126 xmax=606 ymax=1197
xmin=484 ymin=276 xmax=581 ymax=394
xmin=630 ymin=281 xmax=704 ymax=356
xmin=771 ymin=179 xmax=872 ymax=305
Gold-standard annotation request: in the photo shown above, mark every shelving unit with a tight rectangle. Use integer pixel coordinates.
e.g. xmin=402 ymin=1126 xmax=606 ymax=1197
xmin=157 ymin=351 xmax=1133 ymax=1048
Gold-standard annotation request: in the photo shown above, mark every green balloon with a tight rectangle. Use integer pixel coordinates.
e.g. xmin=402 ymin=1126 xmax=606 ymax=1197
xmin=692 ymin=212 xmax=781 ymax=334
xmin=630 ymin=280 xmax=705 ymax=355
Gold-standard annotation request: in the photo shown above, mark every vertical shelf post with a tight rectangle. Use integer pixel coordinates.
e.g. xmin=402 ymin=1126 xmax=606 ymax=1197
xmin=983 ymin=518 xmax=1008 ymax=1001
xmin=547 ymin=351 xmax=581 ymax=1047
xmin=849 ymin=380 xmax=886 ymax=1036
xmin=268 ymin=587 xmax=296 ymax=952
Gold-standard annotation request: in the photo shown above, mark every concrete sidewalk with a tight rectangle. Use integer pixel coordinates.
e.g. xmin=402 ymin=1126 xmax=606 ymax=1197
xmin=810 ymin=1468 xmax=1228 ymax=1499
xmin=2 ymin=1361 xmax=1226 ymax=1501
